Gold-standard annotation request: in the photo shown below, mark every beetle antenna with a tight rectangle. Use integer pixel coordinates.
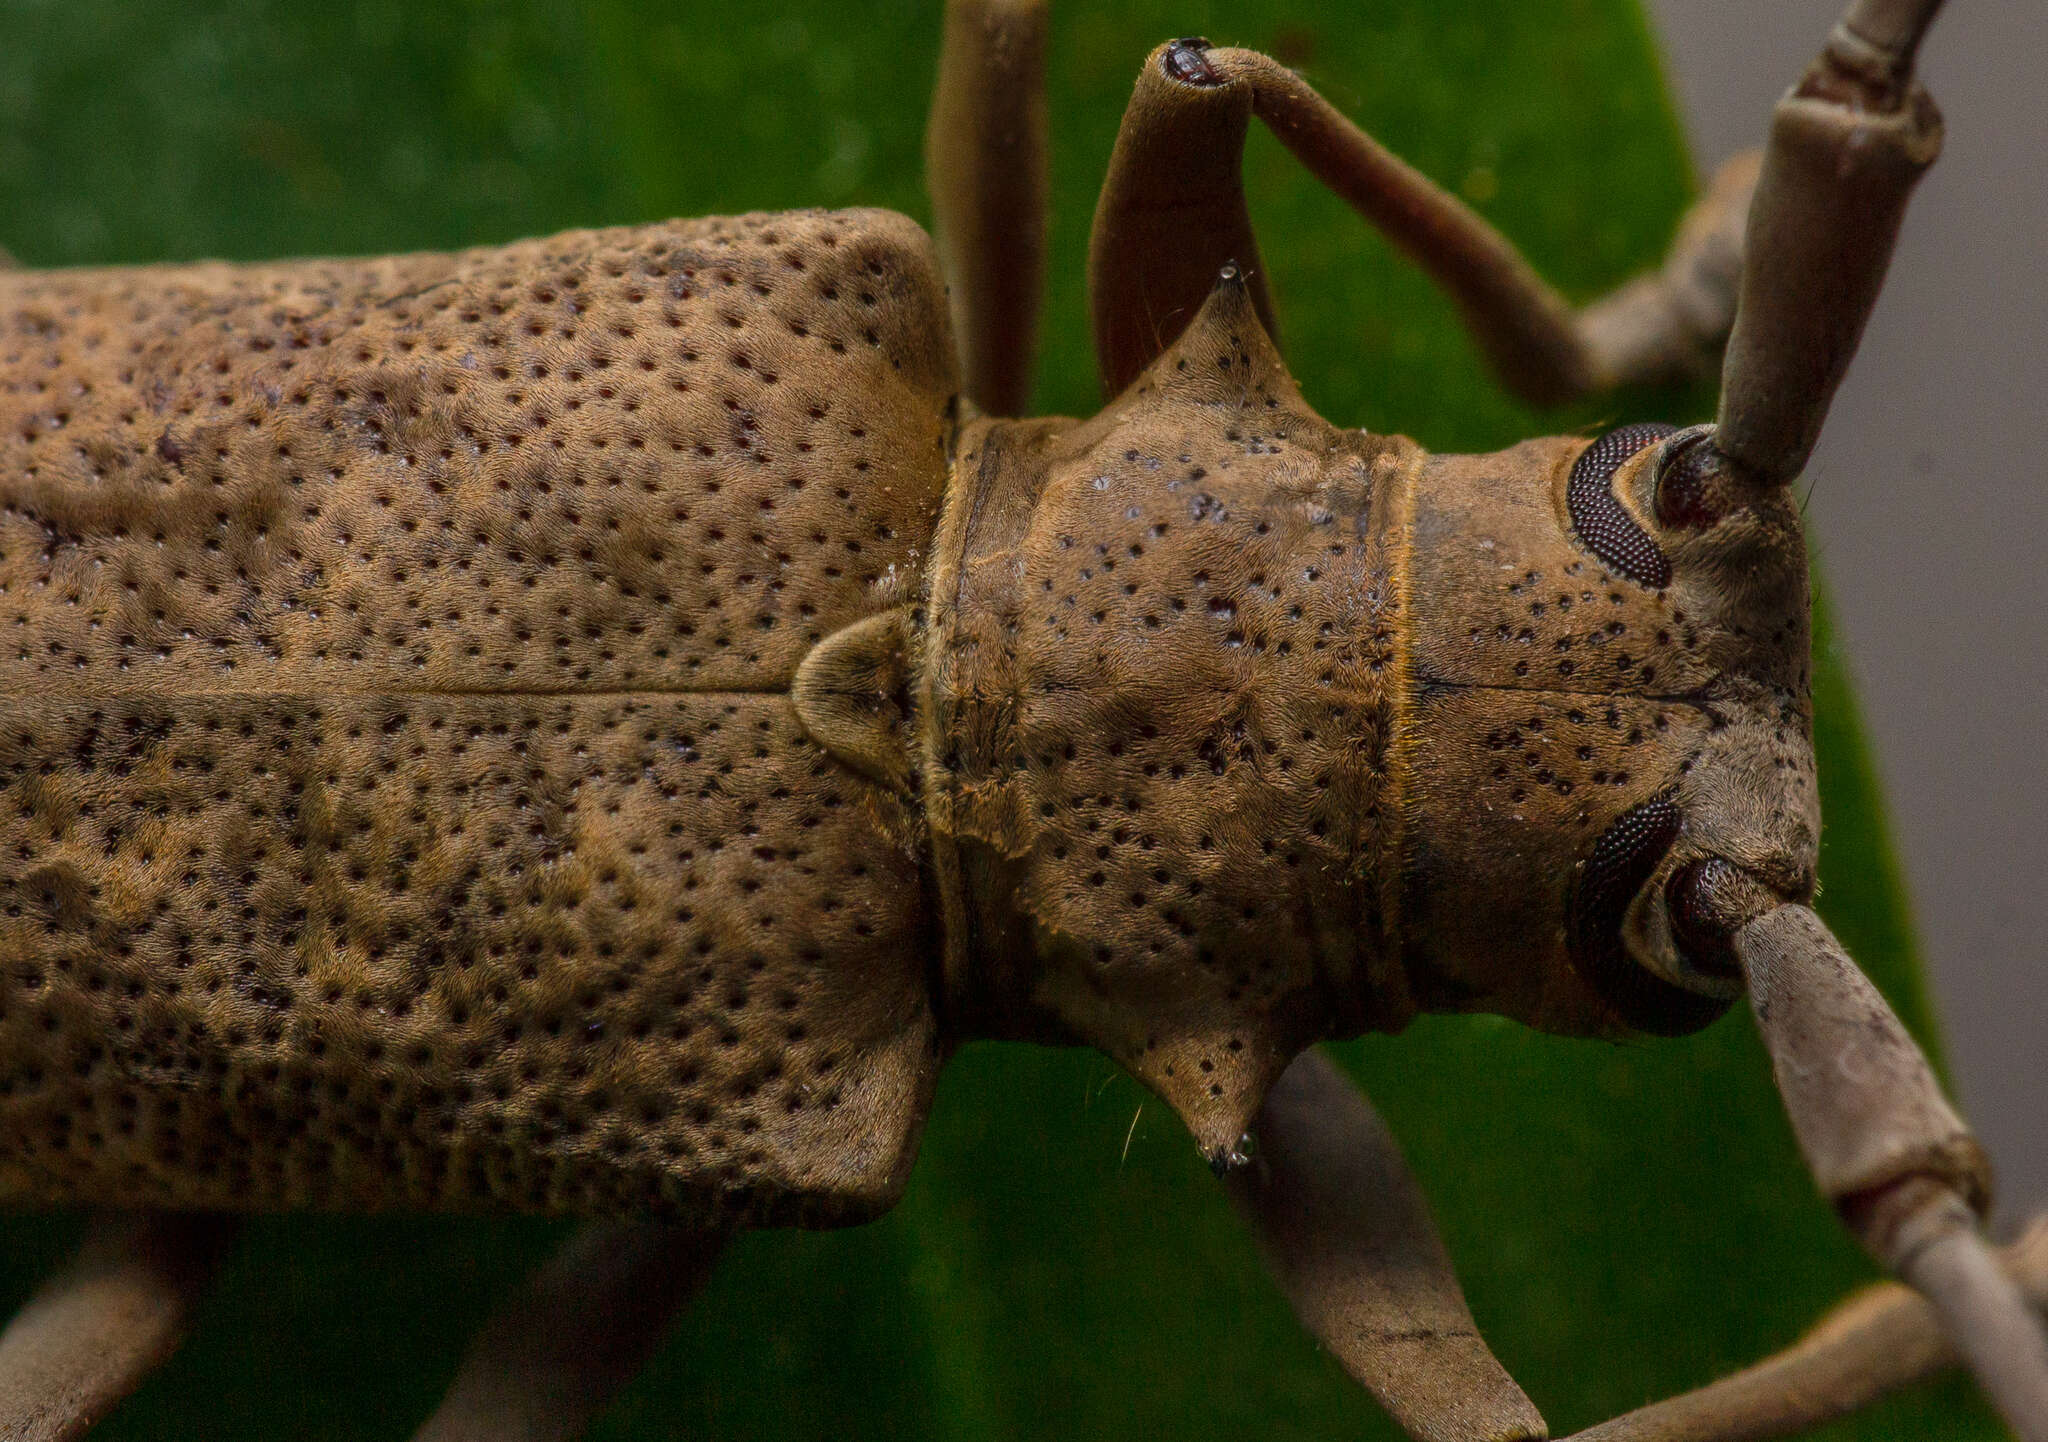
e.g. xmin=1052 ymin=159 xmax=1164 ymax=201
xmin=1713 ymin=0 xmax=1948 ymax=484
xmin=1735 ymin=902 xmax=2048 ymax=1440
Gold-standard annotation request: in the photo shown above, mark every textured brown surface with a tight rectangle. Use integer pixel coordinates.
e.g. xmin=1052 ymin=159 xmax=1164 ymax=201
xmin=0 ymin=207 xmax=1833 ymax=1224
xmin=922 ymin=278 xmax=1413 ymax=1159
xmin=0 ymin=209 xmax=955 ymax=1223
xmin=1401 ymin=429 xmax=1817 ymax=1034
xmin=925 ymin=276 xmax=1824 ymax=1152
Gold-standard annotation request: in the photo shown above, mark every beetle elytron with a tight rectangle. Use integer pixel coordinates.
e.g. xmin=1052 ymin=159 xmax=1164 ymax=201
xmin=1 ymin=0 xmax=2044 ymax=1438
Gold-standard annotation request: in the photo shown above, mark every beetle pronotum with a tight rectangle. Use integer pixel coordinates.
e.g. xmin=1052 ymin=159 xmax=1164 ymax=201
xmin=0 ymin=1 xmax=2043 ymax=1440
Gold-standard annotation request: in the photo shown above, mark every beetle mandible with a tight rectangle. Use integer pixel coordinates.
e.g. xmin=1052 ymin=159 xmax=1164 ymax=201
xmin=0 ymin=1 xmax=2044 ymax=1439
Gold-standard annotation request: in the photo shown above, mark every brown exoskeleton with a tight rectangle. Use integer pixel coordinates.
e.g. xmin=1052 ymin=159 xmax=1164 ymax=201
xmin=0 ymin=1 xmax=2043 ymax=1439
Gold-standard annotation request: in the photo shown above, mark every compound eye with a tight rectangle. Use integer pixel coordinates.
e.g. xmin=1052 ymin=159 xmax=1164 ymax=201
xmin=1567 ymin=422 xmax=1675 ymax=588
xmin=1568 ymin=794 xmax=1733 ymax=1036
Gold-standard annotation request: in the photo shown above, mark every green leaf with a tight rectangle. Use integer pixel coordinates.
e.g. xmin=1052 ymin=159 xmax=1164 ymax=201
xmin=0 ymin=2 xmax=1993 ymax=1437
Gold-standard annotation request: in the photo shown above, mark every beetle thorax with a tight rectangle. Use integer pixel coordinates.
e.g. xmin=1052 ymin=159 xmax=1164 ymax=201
xmin=920 ymin=279 xmax=1419 ymax=1157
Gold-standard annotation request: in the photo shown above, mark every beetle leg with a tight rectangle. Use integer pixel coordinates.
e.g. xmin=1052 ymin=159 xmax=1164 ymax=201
xmin=1087 ymin=40 xmax=1280 ymax=402
xmin=1237 ymin=1028 xmax=2048 ymax=1442
xmin=1730 ymin=902 xmax=2048 ymax=1441
xmin=0 ymin=1210 xmax=235 ymax=1442
xmin=1223 ymin=1048 xmax=1548 ymax=1442
xmin=1559 ymin=1213 xmax=2048 ymax=1441
xmin=925 ymin=0 xmax=1049 ymax=417
xmin=1088 ymin=39 xmax=1759 ymax=405
xmin=1715 ymin=0 xmax=1945 ymax=483
xmin=409 ymin=1221 xmax=726 ymax=1442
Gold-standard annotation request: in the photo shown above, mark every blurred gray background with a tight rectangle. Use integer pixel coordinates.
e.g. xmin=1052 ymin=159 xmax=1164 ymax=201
xmin=1650 ymin=0 xmax=2046 ymax=1220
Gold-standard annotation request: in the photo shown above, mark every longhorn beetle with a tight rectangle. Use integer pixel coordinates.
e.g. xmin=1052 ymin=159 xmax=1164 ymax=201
xmin=0 ymin=1 xmax=2043 ymax=1440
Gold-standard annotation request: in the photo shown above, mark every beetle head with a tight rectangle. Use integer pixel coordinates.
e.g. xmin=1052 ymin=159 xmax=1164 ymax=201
xmin=1399 ymin=421 xmax=1820 ymax=1039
